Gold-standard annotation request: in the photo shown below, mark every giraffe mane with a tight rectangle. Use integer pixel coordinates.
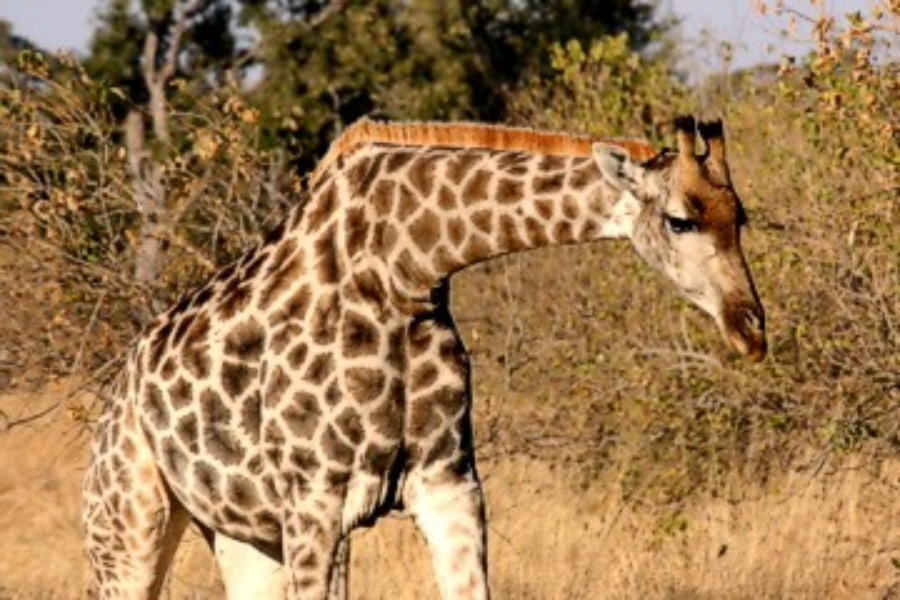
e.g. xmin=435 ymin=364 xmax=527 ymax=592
xmin=310 ymin=118 xmax=658 ymax=184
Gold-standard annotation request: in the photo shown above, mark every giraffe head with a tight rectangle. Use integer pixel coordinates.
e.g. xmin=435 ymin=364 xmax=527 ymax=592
xmin=593 ymin=116 xmax=767 ymax=361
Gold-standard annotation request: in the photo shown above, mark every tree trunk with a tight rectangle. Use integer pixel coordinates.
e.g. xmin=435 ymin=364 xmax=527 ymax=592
xmin=125 ymin=109 xmax=167 ymax=316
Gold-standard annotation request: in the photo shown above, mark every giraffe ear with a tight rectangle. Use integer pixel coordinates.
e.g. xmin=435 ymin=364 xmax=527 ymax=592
xmin=592 ymin=143 xmax=640 ymax=192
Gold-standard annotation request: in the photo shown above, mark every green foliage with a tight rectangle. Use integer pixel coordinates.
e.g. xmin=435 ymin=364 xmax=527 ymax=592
xmin=1 ymin=53 xmax=297 ymax=325
xmin=85 ymin=0 xmax=240 ymax=120
xmin=83 ymin=0 xmax=147 ymax=112
xmin=0 ymin=53 xmax=123 ymax=257
xmin=770 ymin=5 xmax=898 ymax=169
xmin=457 ymin=2 xmax=897 ymax=505
xmin=80 ymin=0 xmax=668 ymax=167
xmin=246 ymin=0 xmax=479 ymax=161
xmin=512 ymin=34 xmax=689 ymax=139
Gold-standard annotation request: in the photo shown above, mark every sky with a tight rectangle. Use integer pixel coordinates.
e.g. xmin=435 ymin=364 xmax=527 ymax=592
xmin=0 ymin=0 xmax=883 ymax=75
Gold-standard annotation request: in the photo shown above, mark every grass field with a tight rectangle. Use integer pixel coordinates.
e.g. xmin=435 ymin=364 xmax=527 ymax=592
xmin=2 ymin=380 xmax=899 ymax=599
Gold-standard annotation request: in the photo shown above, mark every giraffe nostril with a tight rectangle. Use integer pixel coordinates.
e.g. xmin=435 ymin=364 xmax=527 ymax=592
xmin=743 ymin=308 xmax=765 ymax=333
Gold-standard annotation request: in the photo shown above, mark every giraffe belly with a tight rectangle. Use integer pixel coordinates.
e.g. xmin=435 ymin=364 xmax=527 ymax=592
xmin=154 ymin=419 xmax=404 ymax=548
xmin=157 ymin=439 xmax=285 ymax=546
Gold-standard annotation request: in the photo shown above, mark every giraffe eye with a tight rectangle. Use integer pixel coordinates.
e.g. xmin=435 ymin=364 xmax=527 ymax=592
xmin=665 ymin=214 xmax=699 ymax=234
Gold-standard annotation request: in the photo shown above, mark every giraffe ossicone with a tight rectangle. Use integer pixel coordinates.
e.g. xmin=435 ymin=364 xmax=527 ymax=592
xmin=82 ymin=116 xmax=766 ymax=599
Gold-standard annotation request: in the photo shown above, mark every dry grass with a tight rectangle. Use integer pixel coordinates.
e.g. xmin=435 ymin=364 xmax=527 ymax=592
xmin=2 ymin=383 xmax=899 ymax=599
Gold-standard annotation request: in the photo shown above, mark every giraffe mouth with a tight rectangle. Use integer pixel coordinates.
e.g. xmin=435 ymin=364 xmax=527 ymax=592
xmin=721 ymin=303 xmax=767 ymax=362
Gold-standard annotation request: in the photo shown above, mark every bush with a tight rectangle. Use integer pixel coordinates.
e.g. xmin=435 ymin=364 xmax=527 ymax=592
xmin=462 ymin=3 xmax=898 ymax=503
xmin=0 ymin=51 xmax=298 ymax=375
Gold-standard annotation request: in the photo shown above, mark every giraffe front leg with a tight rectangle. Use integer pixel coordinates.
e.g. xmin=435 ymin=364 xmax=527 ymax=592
xmin=328 ymin=537 xmax=351 ymax=600
xmin=280 ymin=484 xmax=344 ymax=600
xmin=407 ymin=467 xmax=489 ymax=600
xmin=404 ymin=313 xmax=490 ymax=599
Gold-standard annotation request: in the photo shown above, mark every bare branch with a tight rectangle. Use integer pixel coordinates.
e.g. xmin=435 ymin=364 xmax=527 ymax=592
xmin=304 ymin=0 xmax=349 ymax=31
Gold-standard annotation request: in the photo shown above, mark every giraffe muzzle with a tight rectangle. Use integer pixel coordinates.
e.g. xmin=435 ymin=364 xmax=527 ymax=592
xmin=722 ymin=302 xmax=767 ymax=362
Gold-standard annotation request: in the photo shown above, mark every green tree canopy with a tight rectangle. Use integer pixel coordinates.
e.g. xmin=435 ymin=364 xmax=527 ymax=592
xmin=83 ymin=0 xmax=666 ymax=165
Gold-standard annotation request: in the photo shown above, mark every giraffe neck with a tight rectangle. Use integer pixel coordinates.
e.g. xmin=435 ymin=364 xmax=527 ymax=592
xmin=305 ymin=121 xmax=657 ymax=314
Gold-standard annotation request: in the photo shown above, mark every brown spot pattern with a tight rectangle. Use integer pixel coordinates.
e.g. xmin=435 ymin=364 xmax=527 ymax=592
xmin=462 ymin=234 xmax=493 ymax=264
xmin=143 ymin=383 xmax=169 ymax=429
xmin=240 ymin=393 xmax=261 ymax=443
xmin=287 ymin=342 xmax=309 ymax=370
xmin=525 ymin=217 xmax=550 ymax=246
xmin=362 ymin=442 xmax=397 ymax=474
xmin=437 ymin=186 xmax=457 ymax=210
xmin=345 ymin=206 xmax=369 ymax=258
xmin=160 ymin=356 xmax=178 ymax=380
xmin=222 ymin=361 xmax=256 ymax=398
xmin=310 ymin=291 xmax=340 ymax=345
xmin=160 ymin=436 xmax=188 ymax=477
xmin=348 ymin=269 xmax=387 ymax=305
xmin=194 ymin=461 xmax=222 ymax=504
xmin=270 ymin=285 xmax=312 ymax=328
xmin=370 ymin=377 xmax=403 ymax=437
xmin=432 ymin=245 xmax=459 ymax=275
xmin=226 ymin=475 xmax=260 ymax=510
xmin=534 ymin=173 xmax=565 ymax=195
xmin=147 ymin=321 xmax=173 ymax=373
xmin=348 ymin=155 xmax=386 ymax=198
xmin=446 ymin=217 xmax=466 ymax=247
xmin=169 ymin=377 xmax=193 ymax=410
xmin=335 ymin=407 xmax=364 ymax=445
xmin=175 ymin=413 xmax=198 ymax=451
xmin=539 ymin=155 xmax=567 ymax=172
xmin=496 ymin=151 xmax=531 ymax=171
xmin=462 ymin=169 xmax=491 ymax=203
xmin=290 ymin=447 xmax=320 ymax=473
xmin=568 ymin=163 xmax=598 ymax=190
xmin=408 ymin=209 xmax=441 ymax=253
xmin=496 ymin=178 xmax=524 ymax=205
xmin=218 ymin=279 xmax=254 ymax=320
xmin=498 ymin=215 xmax=526 ymax=250
xmin=204 ymin=425 xmax=244 ymax=466
xmin=306 ymin=183 xmax=337 ymax=233
xmin=315 ymin=225 xmax=341 ymax=284
xmin=446 ymin=153 xmax=483 ymax=184
xmin=535 ymin=199 xmax=555 ymax=221
xmin=268 ymin=238 xmax=298 ymax=275
xmin=408 ymin=155 xmax=436 ymax=197
xmin=396 ymin=184 xmax=419 ymax=222
xmin=471 ymin=209 xmax=493 ymax=234
xmin=424 ymin=429 xmax=458 ymax=465
xmin=411 ymin=362 xmax=439 ymax=391
xmin=345 ymin=367 xmax=386 ymax=403
xmin=342 ymin=311 xmax=380 ymax=359
xmin=305 ymin=353 xmax=334 ymax=385
xmin=385 ymin=150 xmax=415 ymax=173
xmin=321 ymin=424 xmax=354 ymax=465
xmin=224 ymin=319 xmax=266 ymax=361
xmin=283 ymin=392 xmax=321 ymax=439
xmin=264 ymin=366 xmax=292 ymax=407
xmin=259 ymin=252 xmax=305 ymax=311
xmin=553 ymin=221 xmax=575 ymax=243
xmin=561 ymin=195 xmax=579 ymax=220
xmin=371 ymin=179 xmax=396 ymax=215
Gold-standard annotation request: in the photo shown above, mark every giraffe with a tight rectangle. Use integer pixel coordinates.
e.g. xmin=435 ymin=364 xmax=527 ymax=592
xmin=82 ymin=115 xmax=766 ymax=600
